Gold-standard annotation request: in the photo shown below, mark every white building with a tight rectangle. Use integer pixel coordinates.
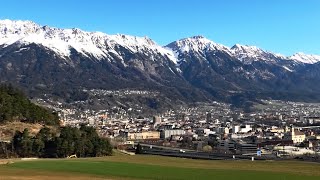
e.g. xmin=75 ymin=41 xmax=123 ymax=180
xmin=160 ymin=129 xmax=185 ymax=139
xmin=232 ymin=125 xmax=240 ymax=134
xmin=232 ymin=124 xmax=252 ymax=133
xmin=240 ymin=125 xmax=252 ymax=133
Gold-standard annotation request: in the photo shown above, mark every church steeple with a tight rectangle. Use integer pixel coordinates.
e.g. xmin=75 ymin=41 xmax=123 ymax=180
xmin=291 ymin=126 xmax=295 ymax=136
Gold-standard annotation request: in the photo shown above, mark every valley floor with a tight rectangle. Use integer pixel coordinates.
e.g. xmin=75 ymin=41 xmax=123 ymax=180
xmin=1 ymin=152 xmax=320 ymax=180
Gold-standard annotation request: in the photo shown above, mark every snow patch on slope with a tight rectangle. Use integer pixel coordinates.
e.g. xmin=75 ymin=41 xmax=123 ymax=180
xmin=283 ymin=66 xmax=293 ymax=72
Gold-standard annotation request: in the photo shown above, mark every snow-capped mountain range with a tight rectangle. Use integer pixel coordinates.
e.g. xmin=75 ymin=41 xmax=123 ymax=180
xmin=1 ymin=19 xmax=320 ymax=108
xmin=0 ymin=19 xmax=177 ymax=63
xmin=0 ymin=19 xmax=319 ymax=65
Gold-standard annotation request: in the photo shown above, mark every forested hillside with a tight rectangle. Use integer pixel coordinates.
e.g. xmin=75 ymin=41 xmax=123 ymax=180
xmin=0 ymin=84 xmax=59 ymax=126
xmin=0 ymin=84 xmax=112 ymax=158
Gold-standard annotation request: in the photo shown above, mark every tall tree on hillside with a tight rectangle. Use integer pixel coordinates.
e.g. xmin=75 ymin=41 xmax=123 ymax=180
xmin=12 ymin=128 xmax=33 ymax=157
xmin=32 ymin=137 xmax=45 ymax=157
xmin=56 ymin=126 xmax=81 ymax=157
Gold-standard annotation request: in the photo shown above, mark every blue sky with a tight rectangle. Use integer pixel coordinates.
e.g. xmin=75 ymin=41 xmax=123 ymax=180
xmin=0 ymin=0 xmax=319 ymax=56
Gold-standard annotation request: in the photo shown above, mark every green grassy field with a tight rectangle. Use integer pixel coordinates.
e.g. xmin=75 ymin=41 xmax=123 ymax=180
xmin=1 ymin=153 xmax=320 ymax=180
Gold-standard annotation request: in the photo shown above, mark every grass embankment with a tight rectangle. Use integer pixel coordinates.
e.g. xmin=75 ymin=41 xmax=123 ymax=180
xmin=1 ymin=153 xmax=320 ymax=180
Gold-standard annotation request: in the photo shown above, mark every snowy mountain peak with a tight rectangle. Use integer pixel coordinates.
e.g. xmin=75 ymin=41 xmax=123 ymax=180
xmin=0 ymin=19 xmax=41 ymax=35
xmin=230 ymin=43 xmax=286 ymax=63
xmin=231 ymin=44 xmax=262 ymax=52
xmin=110 ymin=34 xmax=156 ymax=47
xmin=189 ymin=35 xmax=205 ymax=39
xmin=166 ymin=35 xmax=230 ymax=54
xmin=289 ymin=52 xmax=320 ymax=64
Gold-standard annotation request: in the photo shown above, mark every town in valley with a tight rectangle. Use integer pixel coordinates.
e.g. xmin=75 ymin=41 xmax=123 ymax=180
xmin=35 ymin=90 xmax=320 ymax=161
